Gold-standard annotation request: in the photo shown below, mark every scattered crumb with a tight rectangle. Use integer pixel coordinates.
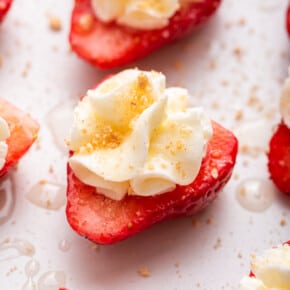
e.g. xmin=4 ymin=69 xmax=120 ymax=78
xmin=247 ymin=95 xmax=260 ymax=107
xmin=49 ymin=15 xmax=62 ymax=31
xmin=211 ymin=101 xmax=220 ymax=109
xmin=192 ymin=219 xmax=201 ymax=227
xmin=233 ymin=173 xmax=240 ymax=180
xmin=280 ymin=219 xmax=286 ymax=227
xmin=235 ymin=110 xmax=244 ymax=121
xmin=48 ymin=165 xmax=54 ymax=174
xmin=238 ymin=18 xmax=246 ymax=26
xmin=250 ymin=254 xmax=256 ymax=260
xmin=220 ymin=79 xmax=229 ymax=86
xmin=206 ymin=217 xmax=213 ymax=225
xmin=173 ymin=60 xmax=183 ymax=70
xmin=21 ymin=62 xmax=31 ymax=78
xmin=137 ymin=267 xmax=151 ymax=278
xmin=6 ymin=265 xmax=17 ymax=276
xmin=233 ymin=47 xmax=243 ymax=58
xmin=38 ymin=179 xmax=47 ymax=185
xmin=208 ymin=59 xmax=217 ymax=70
xmin=238 ymin=252 xmax=243 ymax=259
xmin=213 ymin=238 xmax=221 ymax=249
xmin=91 ymin=244 xmax=99 ymax=251
xmin=242 ymin=160 xmax=249 ymax=167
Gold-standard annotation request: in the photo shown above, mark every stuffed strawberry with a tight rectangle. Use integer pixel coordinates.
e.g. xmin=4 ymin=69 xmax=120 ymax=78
xmin=268 ymin=67 xmax=290 ymax=195
xmin=0 ymin=98 xmax=39 ymax=177
xmin=239 ymin=241 xmax=290 ymax=289
xmin=65 ymin=69 xmax=238 ymax=244
xmin=268 ymin=122 xmax=290 ymax=195
xmin=69 ymin=0 xmax=222 ymax=69
xmin=0 ymin=0 xmax=12 ymax=23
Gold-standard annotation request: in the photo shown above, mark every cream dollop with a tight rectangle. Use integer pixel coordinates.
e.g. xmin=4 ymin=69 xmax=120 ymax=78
xmin=68 ymin=69 xmax=212 ymax=200
xmin=0 ymin=116 xmax=10 ymax=170
xmin=91 ymin=0 xmax=194 ymax=30
xmin=280 ymin=68 xmax=290 ymax=128
xmin=239 ymin=243 xmax=290 ymax=290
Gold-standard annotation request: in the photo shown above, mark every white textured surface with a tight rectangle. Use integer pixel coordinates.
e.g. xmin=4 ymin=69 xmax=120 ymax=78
xmin=0 ymin=0 xmax=289 ymax=289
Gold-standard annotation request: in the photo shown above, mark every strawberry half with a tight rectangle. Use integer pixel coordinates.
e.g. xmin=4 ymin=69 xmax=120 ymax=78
xmin=66 ymin=121 xmax=238 ymax=245
xmin=268 ymin=121 xmax=290 ymax=195
xmin=248 ymin=241 xmax=290 ymax=278
xmin=0 ymin=98 xmax=39 ymax=177
xmin=0 ymin=0 xmax=12 ymax=23
xmin=69 ymin=0 xmax=221 ymax=69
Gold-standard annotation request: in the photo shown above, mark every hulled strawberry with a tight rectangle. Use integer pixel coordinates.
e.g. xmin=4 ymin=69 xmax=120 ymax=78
xmin=69 ymin=0 xmax=221 ymax=69
xmin=65 ymin=69 xmax=238 ymax=244
xmin=0 ymin=98 xmax=39 ymax=177
xmin=268 ymin=122 xmax=290 ymax=195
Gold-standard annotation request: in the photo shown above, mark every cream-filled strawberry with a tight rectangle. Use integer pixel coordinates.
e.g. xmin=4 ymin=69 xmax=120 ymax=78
xmin=67 ymin=69 xmax=212 ymax=200
xmin=65 ymin=69 xmax=238 ymax=245
xmin=69 ymin=0 xmax=221 ymax=68
xmin=239 ymin=242 xmax=290 ymax=290
xmin=91 ymin=0 xmax=192 ymax=30
xmin=0 ymin=98 xmax=39 ymax=177
xmin=268 ymin=69 xmax=290 ymax=194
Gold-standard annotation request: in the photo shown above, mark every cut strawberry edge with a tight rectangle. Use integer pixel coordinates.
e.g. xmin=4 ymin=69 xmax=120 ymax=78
xmin=249 ymin=241 xmax=290 ymax=277
xmin=268 ymin=121 xmax=290 ymax=195
xmin=0 ymin=0 xmax=12 ymax=23
xmin=69 ymin=0 xmax=221 ymax=69
xmin=66 ymin=121 xmax=238 ymax=245
xmin=287 ymin=3 xmax=290 ymax=36
xmin=0 ymin=98 xmax=39 ymax=177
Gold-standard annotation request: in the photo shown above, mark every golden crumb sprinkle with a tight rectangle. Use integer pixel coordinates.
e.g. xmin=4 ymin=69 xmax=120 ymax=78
xmin=137 ymin=267 xmax=151 ymax=278
xmin=49 ymin=16 xmax=62 ymax=31
xmin=235 ymin=110 xmax=244 ymax=121
xmin=38 ymin=179 xmax=47 ymax=185
xmin=213 ymin=238 xmax=221 ymax=249
xmin=192 ymin=219 xmax=201 ymax=227
xmin=233 ymin=47 xmax=243 ymax=58
xmin=280 ymin=219 xmax=287 ymax=226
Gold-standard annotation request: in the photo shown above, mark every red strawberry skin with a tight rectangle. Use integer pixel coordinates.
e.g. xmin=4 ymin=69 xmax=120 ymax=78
xmin=69 ymin=0 xmax=222 ymax=69
xmin=287 ymin=3 xmax=290 ymax=36
xmin=0 ymin=0 xmax=12 ymax=23
xmin=66 ymin=121 xmax=238 ymax=245
xmin=0 ymin=98 xmax=39 ymax=177
xmin=268 ymin=122 xmax=290 ymax=195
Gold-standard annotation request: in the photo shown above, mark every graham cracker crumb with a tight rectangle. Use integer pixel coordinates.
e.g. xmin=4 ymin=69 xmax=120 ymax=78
xmin=235 ymin=110 xmax=244 ymax=121
xmin=38 ymin=179 xmax=47 ymax=185
xmin=208 ymin=59 xmax=217 ymax=70
xmin=173 ymin=61 xmax=183 ymax=70
xmin=233 ymin=47 xmax=243 ymax=58
xmin=137 ymin=267 xmax=151 ymax=278
xmin=192 ymin=219 xmax=201 ymax=227
xmin=280 ymin=219 xmax=286 ymax=226
xmin=49 ymin=16 xmax=62 ymax=31
xmin=213 ymin=238 xmax=221 ymax=249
